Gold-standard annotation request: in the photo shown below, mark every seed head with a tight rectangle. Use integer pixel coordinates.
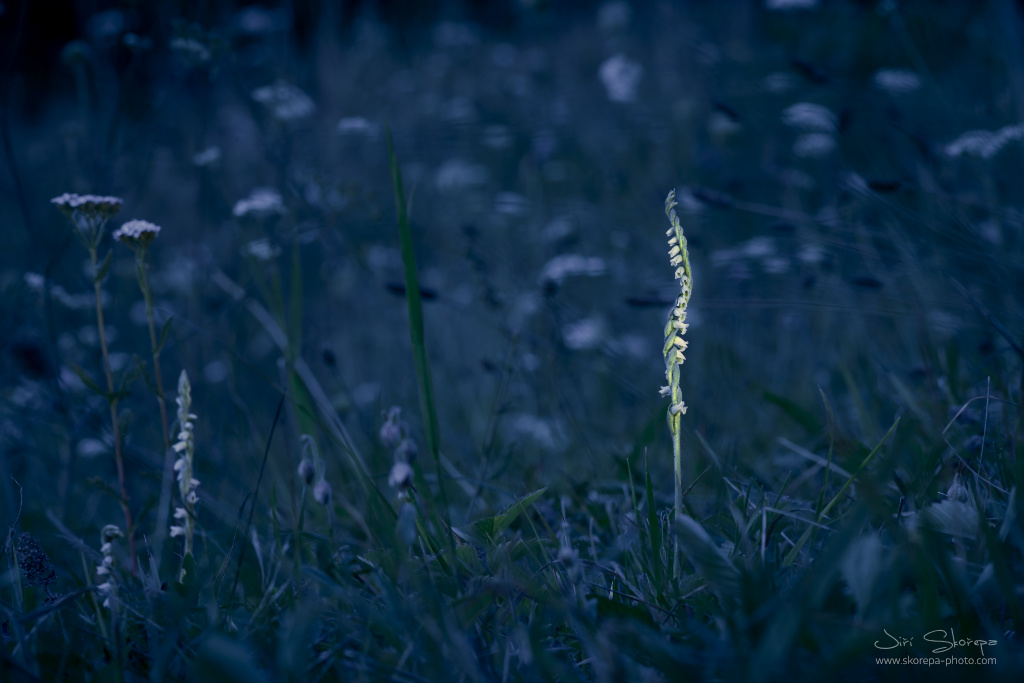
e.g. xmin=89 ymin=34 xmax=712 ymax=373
xmin=16 ymin=533 xmax=57 ymax=588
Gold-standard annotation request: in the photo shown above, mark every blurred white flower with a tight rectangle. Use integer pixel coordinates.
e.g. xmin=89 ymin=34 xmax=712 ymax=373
xmin=742 ymin=237 xmax=776 ymax=258
xmin=540 ymin=254 xmax=606 ymax=284
xmin=563 ymin=317 xmax=604 ymax=350
xmin=192 ymin=146 xmax=221 ymax=166
xmin=793 ymin=133 xmax=836 ymax=158
xmin=599 ymin=54 xmax=643 ymax=103
xmin=797 ymin=243 xmax=826 ymax=264
xmin=170 ymin=37 xmax=211 ymax=64
xmin=944 ymin=123 xmax=1024 ymax=159
xmin=336 ymin=117 xmax=380 ymax=138
xmin=242 ymin=238 xmax=280 ymax=261
xmin=388 ymin=462 xmax=414 ymax=491
xmin=782 ymin=103 xmax=837 ymax=132
xmin=495 ymin=192 xmax=528 ymax=216
xmin=873 ymin=68 xmax=921 ymax=94
xmin=233 ymin=188 xmax=285 ymax=218
xmin=435 ymin=159 xmax=489 ymax=192
xmin=252 ymin=81 xmax=315 ymax=121
xmin=313 ymin=480 xmax=332 ymax=505
xmin=762 ymin=72 xmax=799 ymax=94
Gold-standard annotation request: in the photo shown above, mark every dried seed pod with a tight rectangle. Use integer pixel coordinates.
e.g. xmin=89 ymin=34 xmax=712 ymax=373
xmin=16 ymin=533 xmax=57 ymax=588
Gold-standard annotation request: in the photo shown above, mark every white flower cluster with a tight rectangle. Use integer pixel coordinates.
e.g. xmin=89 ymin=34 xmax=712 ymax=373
xmin=96 ymin=524 xmax=123 ymax=609
xmin=51 ymin=193 xmax=124 ymax=247
xmin=170 ymin=37 xmax=211 ymax=64
xmin=232 ymin=188 xmax=285 ymax=218
xmin=252 ymin=81 xmax=315 ymax=121
xmin=171 ymin=371 xmax=199 ymax=561
xmin=872 ymin=68 xmax=921 ymax=94
xmin=51 ymin=193 xmax=124 ymax=217
xmin=112 ymin=219 xmax=161 ymax=248
xmin=660 ymin=190 xmax=691 ymax=420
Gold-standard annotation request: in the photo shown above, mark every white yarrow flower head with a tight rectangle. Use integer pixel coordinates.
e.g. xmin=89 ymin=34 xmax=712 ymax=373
xmin=172 ymin=370 xmax=199 ymax=570
xmin=252 ymin=81 xmax=315 ymax=121
xmin=112 ymin=219 xmax=161 ymax=250
xmin=233 ymin=188 xmax=286 ymax=219
xmin=51 ymin=193 xmax=124 ymax=248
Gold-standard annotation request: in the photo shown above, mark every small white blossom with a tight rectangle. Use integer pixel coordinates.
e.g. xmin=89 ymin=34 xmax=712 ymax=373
xmin=599 ymin=54 xmax=643 ymax=103
xmin=781 ymin=103 xmax=837 ymax=132
xmin=944 ymin=123 xmax=1024 ymax=160
xmin=388 ymin=461 xmax=414 ymax=491
xmin=873 ymin=68 xmax=921 ymax=94
xmin=233 ymin=188 xmax=285 ymax=218
xmin=252 ymin=81 xmax=315 ymax=121
xmin=192 ymin=146 xmax=221 ymax=166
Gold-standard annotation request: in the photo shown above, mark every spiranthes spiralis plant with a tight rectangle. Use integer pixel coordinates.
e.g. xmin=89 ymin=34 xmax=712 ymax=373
xmin=51 ymin=193 xmax=137 ymax=573
xmin=170 ymin=370 xmax=199 ymax=581
xmin=95 ymin=525 xmax=123 ymax=609
xmin=660 ymin=190 xmax=693 ymax=570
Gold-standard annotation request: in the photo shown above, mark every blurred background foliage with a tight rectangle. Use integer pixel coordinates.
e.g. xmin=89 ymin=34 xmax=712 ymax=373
xmin=1 ymin=0 xmax=1024 ymax=679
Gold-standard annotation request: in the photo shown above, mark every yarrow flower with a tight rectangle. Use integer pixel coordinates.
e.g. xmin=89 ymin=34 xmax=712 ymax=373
xmin=51 ymin=193 xmax=124 ymax=248
xmin=171 ymin=370 xmax=199 ymax=572
xmin=96 ymin=525 xmax=123 ymax=609
xmin=112 ymin=219 xmax=161 ymax=249
xmin=251 ymin=81 xmax=315 ymax=121
xmin=232 ymin=188 xmax=286 ymax=219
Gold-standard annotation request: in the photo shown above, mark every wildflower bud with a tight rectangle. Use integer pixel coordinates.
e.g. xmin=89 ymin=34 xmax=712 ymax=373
xmin=379 ymin=406 xmax=403 ymax=448
xmin=388 ymin=461 xmax=414 ymax=491
xmin=298 ymin=458 xmax=316 ymax=486
xmin=313 ymin=480 xmax=332 ymax=506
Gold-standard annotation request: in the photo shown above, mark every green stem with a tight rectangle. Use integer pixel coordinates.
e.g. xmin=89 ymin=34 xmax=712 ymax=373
xmin=89 ymin=246 xmax=136 ymax=575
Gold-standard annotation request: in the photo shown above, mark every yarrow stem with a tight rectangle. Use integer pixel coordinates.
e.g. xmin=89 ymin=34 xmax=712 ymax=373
xmin=52 ymin=193 xmax=137 ymax=575
xmin=113 ymin=220 xmax=174 ymax=562
xmin=661 ymin=190 xmax=693 ymax=574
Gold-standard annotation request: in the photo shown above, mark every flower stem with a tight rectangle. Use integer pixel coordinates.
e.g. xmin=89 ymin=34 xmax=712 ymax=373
xmin=89 ymin=245 xmax=136 ymax=575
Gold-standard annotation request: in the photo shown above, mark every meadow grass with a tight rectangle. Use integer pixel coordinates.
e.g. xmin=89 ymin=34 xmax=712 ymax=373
xmin=2 ymin=3 xmax=1024 ymax=682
